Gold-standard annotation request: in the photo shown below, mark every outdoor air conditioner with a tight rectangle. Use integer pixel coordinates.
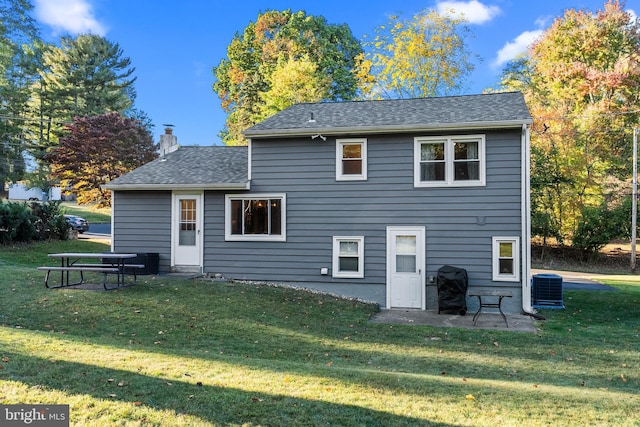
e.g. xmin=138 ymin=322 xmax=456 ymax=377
xmin=532 ymin=273 xmax=564 ymax=309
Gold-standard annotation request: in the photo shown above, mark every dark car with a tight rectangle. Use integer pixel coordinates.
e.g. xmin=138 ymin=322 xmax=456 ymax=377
xmin=64 ymin=214 xmax=89 ymax=233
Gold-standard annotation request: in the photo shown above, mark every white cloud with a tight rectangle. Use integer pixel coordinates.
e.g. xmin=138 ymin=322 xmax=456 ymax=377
xmin=534 ymin=15 xmax=552 ymax=28
xmin=34 ymin=0 xmax=107 ymax=36
xmin=435 ymin=0 xmax=501 ymax=24
xmin=492 ymin=30 xmax=543 ymax=68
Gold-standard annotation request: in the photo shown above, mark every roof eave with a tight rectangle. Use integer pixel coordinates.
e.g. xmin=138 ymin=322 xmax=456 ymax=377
xmin=102 ymin=182 xmax=251 ymax=191
xmin=243 ymin=119 xmax=534 ymax=139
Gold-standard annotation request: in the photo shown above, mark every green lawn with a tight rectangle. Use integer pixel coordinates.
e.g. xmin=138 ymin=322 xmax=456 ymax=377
xmin=1 ymin=240 xmax=638 ymax=426
xmin=60 ymin=201 xmax=111 ymax=223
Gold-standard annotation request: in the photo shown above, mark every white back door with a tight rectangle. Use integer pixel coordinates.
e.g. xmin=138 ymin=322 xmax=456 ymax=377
xmin=387 ymin=226 xmax=425 ymax=309
xmin=172 ymin=193 xmax=203 ymax=268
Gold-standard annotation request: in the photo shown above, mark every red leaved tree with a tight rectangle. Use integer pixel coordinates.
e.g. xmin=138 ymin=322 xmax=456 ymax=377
xmin=47 ymin=113 xmax=157 ymax=207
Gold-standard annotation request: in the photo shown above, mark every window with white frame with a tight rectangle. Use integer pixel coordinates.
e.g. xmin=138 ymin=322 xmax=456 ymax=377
xmin=414 ymin=135 xmax=485 ymax=187
xmin=225 ymin=194 xmax=286 ymax=241
xmin=336 ymin=138 xmax=367 ymax=180
xmin=332 ymin=236 xmax=364 ymax=278
xmin=492 ymin=237 xmax=519 ymax=281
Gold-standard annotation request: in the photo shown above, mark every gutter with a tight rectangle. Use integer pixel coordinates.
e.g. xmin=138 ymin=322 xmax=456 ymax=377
xmin=101 ymin=182 xmax=251 ymax=191
xmin=521 ymin=123 xmax=533 ymax=314
xmin=244 ymin=119 xmax=534 ymax=139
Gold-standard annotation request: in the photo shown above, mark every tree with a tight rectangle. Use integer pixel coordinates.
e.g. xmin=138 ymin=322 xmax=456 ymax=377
xmin=46 ymin=113 xmax=157 ymax=207
xmin=0 ymin=0 xmax=43 ymax=187
xmin=259 ymin=55 xmax=331 ymax=117
xmin=213 ymin=10 xmax=363 ymax=146
xmin=30 ymin=34 xmax=137 ymax=145
xmin=499 ymin=0 xmax=640 ymax=246
xmin=356 ymin=9 xmax=476 ymax=99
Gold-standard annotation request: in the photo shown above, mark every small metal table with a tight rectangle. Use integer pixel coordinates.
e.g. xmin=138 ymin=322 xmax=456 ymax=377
xmin=468 ymin=289 xmax=512 ymax=327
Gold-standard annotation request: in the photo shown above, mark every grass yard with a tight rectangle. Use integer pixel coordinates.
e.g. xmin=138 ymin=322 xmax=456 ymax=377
xmin=59 ymin=202 xmax=111 ymax=224
xmin=0 ymin=240 xmax=639 ymax=426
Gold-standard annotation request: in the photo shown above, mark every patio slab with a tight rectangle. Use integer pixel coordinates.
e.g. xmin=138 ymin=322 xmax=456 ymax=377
xmin=369 ymin=309 xmax=538 ymax=332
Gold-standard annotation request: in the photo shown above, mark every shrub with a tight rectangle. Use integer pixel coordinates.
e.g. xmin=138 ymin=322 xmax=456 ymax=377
xmin=30 ymin=201 xmax=70 ymax=241
xmin=0 ymin=200 xmax=69 ymax=244
xmin=571 ymin=204 xmax=616 ymax=257
xmin=0 ymin=200 xmax=37 ymax=243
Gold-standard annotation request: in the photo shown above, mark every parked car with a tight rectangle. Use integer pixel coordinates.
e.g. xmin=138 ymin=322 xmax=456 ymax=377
xmin=64 ymin=214 xmax=89 ymax=233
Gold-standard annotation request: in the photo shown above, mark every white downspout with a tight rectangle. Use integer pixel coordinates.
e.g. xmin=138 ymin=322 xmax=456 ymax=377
xmin=521 ymin=124 xmax=533 ymax=313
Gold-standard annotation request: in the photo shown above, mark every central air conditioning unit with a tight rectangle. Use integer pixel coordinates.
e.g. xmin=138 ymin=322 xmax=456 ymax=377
xmin=532 ymin=273 xmax=564 ymax=309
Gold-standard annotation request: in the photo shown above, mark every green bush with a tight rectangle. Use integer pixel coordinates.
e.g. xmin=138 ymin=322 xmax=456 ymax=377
xmin=571 ymin=204 xmax=616 ymax=257
xmin=0 ymin=200 xmax=35 ymax=243
xmin=30 ymin=201 xmax=69 ymax=241
xmin=0 ymin=200 xmax=69 ymax=244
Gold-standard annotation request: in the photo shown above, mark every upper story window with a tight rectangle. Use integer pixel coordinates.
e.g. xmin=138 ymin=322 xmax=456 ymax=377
xmin=414 ymin=135 xmax=485 ymax=187
xmin=332 ymin=236 xmax=364 ymax=278
xmin=336 ymin=138 xmax=367 ymax=181
xmin=492 ymin=236 xmax=519 ymax=281
xmin=225 ymin=194 xmax=286 ymax=241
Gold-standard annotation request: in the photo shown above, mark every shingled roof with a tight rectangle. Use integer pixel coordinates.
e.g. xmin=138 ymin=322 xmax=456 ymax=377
xmin=104 ymin=93 xmax=531 ymax=191
xmin=103 ymin=146 xmax=248 ymax=190
xmin=244 ymin=92 xmax=532 ymax=138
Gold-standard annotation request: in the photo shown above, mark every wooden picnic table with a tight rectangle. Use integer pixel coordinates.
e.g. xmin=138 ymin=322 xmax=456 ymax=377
xmin=38 ymin=253 xmax=140 ymax=290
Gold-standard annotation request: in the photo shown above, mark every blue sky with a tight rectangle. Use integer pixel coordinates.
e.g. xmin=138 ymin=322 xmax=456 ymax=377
xmin=31 ymin=0 xmax=638 ymax=146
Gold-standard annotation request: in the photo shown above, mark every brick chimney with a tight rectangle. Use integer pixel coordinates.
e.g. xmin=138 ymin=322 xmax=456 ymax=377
xmin=159 ymin=125 xmax=178 ymax=155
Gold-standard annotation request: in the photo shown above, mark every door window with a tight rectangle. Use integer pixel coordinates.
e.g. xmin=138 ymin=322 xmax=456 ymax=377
xmin=179 ymin=199 xmax=196 ymax=246
xmin=395 ymin=235 xmax=416 ymax=273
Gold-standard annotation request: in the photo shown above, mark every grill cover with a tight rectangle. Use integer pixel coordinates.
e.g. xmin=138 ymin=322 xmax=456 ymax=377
xmin=437 ymin=265 xmax=468 ymax=315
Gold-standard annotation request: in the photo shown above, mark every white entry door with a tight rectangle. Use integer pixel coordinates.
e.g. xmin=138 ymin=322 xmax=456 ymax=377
xmin=172 ymin=193 xmax=203 ymax=268
xmin=387 ymin=226 xmax=425 ymax=309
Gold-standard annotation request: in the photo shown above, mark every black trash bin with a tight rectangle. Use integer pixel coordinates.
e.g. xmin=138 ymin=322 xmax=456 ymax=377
xmin=128 ymin=253 xmax=159 ymax=275
xmin=437 ymin=265 xmax=468 ymax=315
xmin=104 ymin=252 xmax=159 ymax=275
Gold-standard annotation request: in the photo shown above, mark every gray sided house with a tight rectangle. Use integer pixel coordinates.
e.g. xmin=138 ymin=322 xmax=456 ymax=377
xmin=104 ymin=92 xmax=533 ymax=314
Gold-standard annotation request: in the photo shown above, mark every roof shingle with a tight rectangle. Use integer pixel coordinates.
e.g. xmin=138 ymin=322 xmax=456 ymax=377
xmin=244 ymin=92 xmax=532 ymax=137
xmin=103 ymin=146 xmax=248 ymax=190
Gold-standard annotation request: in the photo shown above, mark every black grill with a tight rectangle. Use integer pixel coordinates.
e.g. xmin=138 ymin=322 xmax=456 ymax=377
xmin=437 ymin=265 xmax=468 ymax=315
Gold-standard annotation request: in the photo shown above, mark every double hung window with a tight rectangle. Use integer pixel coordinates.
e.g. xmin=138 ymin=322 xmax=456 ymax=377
xmin=492 ymin=237 xmax=519 ymax=281
xmin=332 ymin=236 xmax=364 ymax=278
xmin=336 ymin=139 xmax=367 ymax=180
xmin=414 ymin=135 xmax=485 ymax=187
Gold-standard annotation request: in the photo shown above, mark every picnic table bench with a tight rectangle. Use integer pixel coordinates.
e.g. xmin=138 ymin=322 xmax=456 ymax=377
xmin=467 ymin=289 xmax=513 ymax=327
xmin=37 ymin=253 xmax=142 ymax=290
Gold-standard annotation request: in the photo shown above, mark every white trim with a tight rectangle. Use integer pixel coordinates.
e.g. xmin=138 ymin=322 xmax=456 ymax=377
xmin=248 ymin=138 xmax=253 ymax=181
xmin=332 ymin=236 xmax=365 ymax=278
xmin=243 ymin=120 xmax=533 ymax=138
xmin=492 ymin=236 xmax=520 ymax=282
xmin=103 ymin=183 xmax=250 ymax=191
xmin=336 ymin=138 xmax=367 ymax=181
xmin=414 ymin=135 xmax=486 ymax=187
xmin=109 ymin=192 xmax=115 ymax=252
xmin=224 ymin=193 xmax=286 ymax=242
xmin=521 ymin=124 xmax=533 ymax=312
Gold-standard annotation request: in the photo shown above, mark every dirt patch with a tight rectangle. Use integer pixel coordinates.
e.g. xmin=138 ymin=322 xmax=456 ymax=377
xmin=532 ymin=241 xmax=636 ymax=274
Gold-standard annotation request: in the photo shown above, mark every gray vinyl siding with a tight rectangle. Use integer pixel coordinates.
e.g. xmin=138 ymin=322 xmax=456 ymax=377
xmin=201 ymin=129 xmax=524 ymax=311
xmin=112 ymin=191 xmax=172 ymax=272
